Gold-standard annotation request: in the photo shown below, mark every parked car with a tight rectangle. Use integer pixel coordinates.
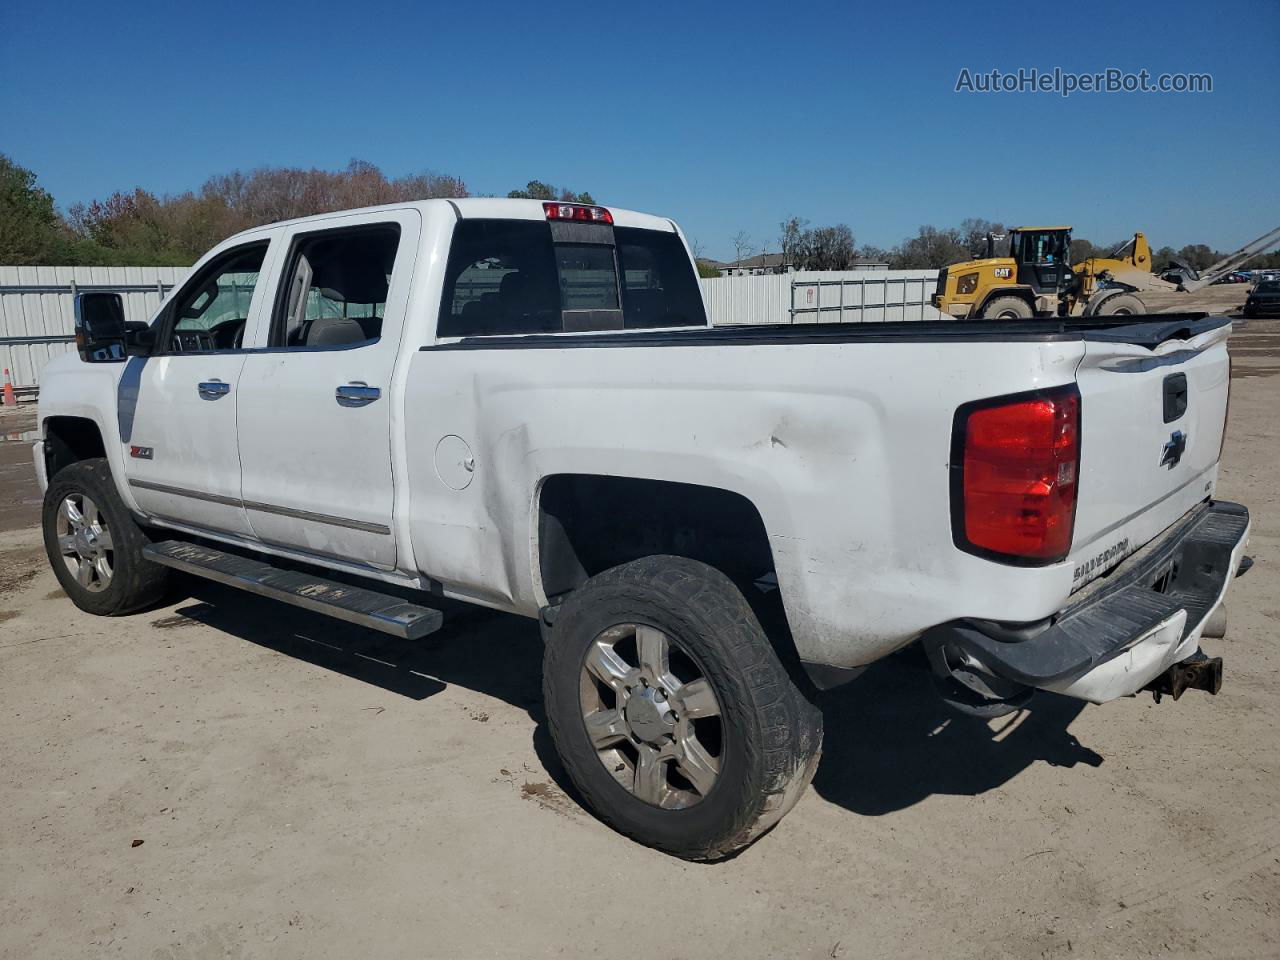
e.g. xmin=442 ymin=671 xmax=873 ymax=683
xmin=1244 ymin=279 xmax=1280 ymax=317
xmin=34 ymin=199 xmax=1251 ymax=859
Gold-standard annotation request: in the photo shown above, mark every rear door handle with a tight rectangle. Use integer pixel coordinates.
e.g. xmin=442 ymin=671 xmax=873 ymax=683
xmin=198 ymin=379 xmax=230 ymax=400
xmin=335 ymin=382 xmax=381 ymax=407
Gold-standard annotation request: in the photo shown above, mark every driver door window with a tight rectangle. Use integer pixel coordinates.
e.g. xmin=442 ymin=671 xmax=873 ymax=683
xmin=165 ymin=243 xmax=268 ymax=353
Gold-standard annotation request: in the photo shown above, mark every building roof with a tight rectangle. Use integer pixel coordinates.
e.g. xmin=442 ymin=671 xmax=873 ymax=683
xmin=724 ymin=253 xmax=790 ymax=269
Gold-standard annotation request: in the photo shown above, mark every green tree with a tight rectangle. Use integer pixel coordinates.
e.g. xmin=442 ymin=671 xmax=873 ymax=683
xmin=0 ymin=153 xmax=65 ymax=263
xmin=508 ymin=180 xmax=594 ymax=203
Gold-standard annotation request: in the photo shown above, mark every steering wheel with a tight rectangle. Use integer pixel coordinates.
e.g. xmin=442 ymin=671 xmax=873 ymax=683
xmin=209 ymin=318 xmax=247 ymax=350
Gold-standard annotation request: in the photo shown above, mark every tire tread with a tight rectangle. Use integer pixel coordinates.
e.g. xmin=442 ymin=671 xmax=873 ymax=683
xmin=543 ymin=555 xmax=822 ymax=859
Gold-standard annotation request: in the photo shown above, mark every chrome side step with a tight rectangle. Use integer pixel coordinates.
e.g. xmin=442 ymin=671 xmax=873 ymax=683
xmin=143 ymin=540 xmax=443 ymax=640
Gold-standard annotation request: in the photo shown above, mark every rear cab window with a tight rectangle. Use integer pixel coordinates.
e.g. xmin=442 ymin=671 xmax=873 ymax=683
xmin=438 ymin=217 xmax=705 ymax=338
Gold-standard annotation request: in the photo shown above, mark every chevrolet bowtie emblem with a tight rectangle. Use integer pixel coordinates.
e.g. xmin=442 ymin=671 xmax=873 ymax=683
xmin=1160 ymin=430 xmax=1187 ymax=469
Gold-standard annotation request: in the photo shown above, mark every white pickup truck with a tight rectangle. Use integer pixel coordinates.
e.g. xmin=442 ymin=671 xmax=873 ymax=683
xmin=35 ymin=198 xmax=1251 ymax=859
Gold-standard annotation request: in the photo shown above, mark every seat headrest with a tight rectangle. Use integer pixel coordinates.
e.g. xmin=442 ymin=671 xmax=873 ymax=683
xmin=308 ymin=236 xmax=395 ymax=304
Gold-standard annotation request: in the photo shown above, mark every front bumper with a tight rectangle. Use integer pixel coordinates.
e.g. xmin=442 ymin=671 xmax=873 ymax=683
xmin=32 ymin=439 xmax=48 ymax=494
xmin=926 ymin=501 xmax=1250 ymax=704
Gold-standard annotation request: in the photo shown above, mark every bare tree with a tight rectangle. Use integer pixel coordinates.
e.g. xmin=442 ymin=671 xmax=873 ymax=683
xmin=779 ymin=217 xmax=808 ymax=270
xmin=889 ymin=225 xmax=969 ymax=269
xmin=805 ymin=225 xmax=857 ymax=271
xmin=775 ymin=218 xmax=855 ymax=271
xmin=731 ymin=230 xmax=753 ymax=267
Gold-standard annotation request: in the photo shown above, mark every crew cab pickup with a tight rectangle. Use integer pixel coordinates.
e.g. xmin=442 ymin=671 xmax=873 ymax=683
xmin=35 ymin=198 xmax=1250 ymax=859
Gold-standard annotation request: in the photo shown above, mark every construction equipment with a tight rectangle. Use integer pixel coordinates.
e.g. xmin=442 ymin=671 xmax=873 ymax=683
xmin=933 ymin=224 xmax=1280 ymax=320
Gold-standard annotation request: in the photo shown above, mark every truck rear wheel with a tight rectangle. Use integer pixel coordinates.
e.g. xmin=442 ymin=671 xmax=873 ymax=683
xmin=42 ymin=458 xmax=170 ymax=616
xmin=981 ymin=296 xmax=1034 ymax=320
xmin=542 ymin=555 xmax=822 ymax=859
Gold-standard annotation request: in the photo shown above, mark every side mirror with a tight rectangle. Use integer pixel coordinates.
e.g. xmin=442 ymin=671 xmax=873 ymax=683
xmin=74 ymin=292 xmax=128 ymax=363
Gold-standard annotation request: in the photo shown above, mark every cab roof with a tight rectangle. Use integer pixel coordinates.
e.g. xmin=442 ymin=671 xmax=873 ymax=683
xmin=223 ymin=198 xmax=677 ymax=245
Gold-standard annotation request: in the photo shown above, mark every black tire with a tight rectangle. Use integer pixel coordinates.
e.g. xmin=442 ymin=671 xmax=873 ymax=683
xmin=981 ymin=296 xmax=1034 ymax=320
xmin=1094 ymin=292 xmax=1144 ymax=316
xmin=42 ymin=458 xmax=170 ymax=615
xmin=543 ymin=555 xmax=823 ymax=860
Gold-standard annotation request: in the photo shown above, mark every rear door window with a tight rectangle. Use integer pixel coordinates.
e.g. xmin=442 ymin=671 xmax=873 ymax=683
xmin=272 ymin=224 xmax=400 ymax=349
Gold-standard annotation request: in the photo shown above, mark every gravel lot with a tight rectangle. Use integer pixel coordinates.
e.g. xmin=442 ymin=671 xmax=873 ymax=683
xmin=1 ymin=290 xmax=1276 ymax=959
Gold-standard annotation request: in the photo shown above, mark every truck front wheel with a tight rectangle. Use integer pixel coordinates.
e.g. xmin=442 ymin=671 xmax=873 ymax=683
xmin=42 ymin=458 xmax=170 ymax=616
xmin=542 ymin=555 xmax=822 ymax=859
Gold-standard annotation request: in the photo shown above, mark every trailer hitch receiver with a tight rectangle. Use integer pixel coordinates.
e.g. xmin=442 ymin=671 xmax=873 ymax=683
xmin=1144 ymin=650 xmax=1223 ymax=703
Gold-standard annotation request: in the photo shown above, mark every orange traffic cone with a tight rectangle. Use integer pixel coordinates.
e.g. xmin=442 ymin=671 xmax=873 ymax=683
xmin=1 ymin=368 xmax=15 ymax=406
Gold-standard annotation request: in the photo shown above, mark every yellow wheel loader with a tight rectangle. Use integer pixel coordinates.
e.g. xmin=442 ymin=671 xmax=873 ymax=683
xmin=932 ymin=225 xmax=1280 ymax=319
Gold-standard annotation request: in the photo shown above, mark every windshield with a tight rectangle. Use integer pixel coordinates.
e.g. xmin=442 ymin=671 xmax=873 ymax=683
xmin=1017 ymin=231 xmax=1069 ymax=265
xmin=1255 ymin=281 xmax=1280 ymax=293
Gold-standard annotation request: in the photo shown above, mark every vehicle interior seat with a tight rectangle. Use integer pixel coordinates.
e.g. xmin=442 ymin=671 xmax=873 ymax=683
xmin=297 ymin=240 xmax=393 ymax=346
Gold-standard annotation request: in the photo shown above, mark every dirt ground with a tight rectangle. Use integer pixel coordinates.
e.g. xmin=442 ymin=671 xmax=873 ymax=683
xmin=1 ymin=290 xmax=1277 ymax=959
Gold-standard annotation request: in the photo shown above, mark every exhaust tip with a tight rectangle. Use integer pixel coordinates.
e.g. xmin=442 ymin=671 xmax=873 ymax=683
xmin=1202 ymin=604 xmax=1228 ymax=640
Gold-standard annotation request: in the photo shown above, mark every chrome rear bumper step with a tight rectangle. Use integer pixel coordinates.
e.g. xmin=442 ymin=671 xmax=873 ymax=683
xmin=142 ymin=540 xmax=442 ymax=640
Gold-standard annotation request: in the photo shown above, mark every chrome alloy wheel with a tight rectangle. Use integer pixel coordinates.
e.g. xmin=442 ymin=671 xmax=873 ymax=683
xmin=579 ymin=623 xmax=725 ymax=809
xmin=55 ymin=493 xmax=114 ymax=593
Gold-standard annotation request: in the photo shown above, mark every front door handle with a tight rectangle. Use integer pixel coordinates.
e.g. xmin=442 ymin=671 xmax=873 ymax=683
xmin=336 ymin=382 xmax=381 ymax=407
xmin=198 ymin=379 xmax=230 ymax=400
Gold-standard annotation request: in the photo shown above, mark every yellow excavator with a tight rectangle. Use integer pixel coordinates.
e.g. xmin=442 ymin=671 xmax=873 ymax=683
xmin=933 ymin=225 xmax=1280 ymax=319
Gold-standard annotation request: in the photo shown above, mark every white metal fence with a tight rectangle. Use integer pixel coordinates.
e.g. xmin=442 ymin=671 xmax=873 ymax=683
xmin=698 ymin=270 xmax=944 ymax=326
xmin=2 ymin=265 xmax=944 ymax=389
xmin=0 ymin=266 xmax=188 ymax=389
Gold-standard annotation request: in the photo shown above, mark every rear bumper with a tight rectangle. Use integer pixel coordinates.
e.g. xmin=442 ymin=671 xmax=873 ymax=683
xmin=925 ymin=500 xmax=1250 ymax=704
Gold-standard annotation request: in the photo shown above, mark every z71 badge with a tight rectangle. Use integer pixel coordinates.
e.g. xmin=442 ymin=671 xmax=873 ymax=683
xmin=129 ymin=445 xmax=153 ymax=460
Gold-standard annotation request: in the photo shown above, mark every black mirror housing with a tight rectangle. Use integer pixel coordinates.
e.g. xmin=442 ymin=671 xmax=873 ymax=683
xmin=74 ymin=292 xmax=128 ymax=362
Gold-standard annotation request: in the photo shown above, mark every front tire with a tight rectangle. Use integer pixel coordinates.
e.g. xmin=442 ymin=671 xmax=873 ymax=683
xmin=42 ymin=458 xmax=170 ymax=615
xmin=543 ymin=556 xmax=822 ymax=859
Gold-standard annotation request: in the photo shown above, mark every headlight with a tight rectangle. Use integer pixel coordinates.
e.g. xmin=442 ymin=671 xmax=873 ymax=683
xmin=957 ymin=272 xmax=979 ymax=295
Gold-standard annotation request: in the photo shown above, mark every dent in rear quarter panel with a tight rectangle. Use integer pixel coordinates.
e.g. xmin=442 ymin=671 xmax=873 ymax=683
xmin=405 ymin=336 xmax=1088 ymax=668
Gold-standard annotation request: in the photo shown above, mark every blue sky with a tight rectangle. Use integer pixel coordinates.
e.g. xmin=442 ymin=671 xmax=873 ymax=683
xmin=2 ymin=0 xmax=1277 ymax=260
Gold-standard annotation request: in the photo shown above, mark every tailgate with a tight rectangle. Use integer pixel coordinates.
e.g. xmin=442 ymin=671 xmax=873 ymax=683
xmin=1068 ymin=317 xmax=1232 ymax=589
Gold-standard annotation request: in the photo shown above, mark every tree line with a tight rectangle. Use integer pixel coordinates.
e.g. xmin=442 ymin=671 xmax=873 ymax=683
xmin=3 ymin=152 xmax=1275 ymax=273
xmin=704 ymin=215 xmax=1280 ymax=275
xmin=0 ymin=153 xmax=593 ymax=266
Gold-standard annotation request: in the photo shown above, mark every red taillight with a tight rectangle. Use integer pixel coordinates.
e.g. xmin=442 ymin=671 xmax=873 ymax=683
xmin=543 ymin=201 xmax=613 ymax=225
xmin=954 ymin=387 xmax=1080 ymax=563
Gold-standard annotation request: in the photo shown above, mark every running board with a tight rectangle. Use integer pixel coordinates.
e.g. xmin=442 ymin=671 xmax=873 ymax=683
xmin=142 ymin=540 xmax=443 ymax=640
